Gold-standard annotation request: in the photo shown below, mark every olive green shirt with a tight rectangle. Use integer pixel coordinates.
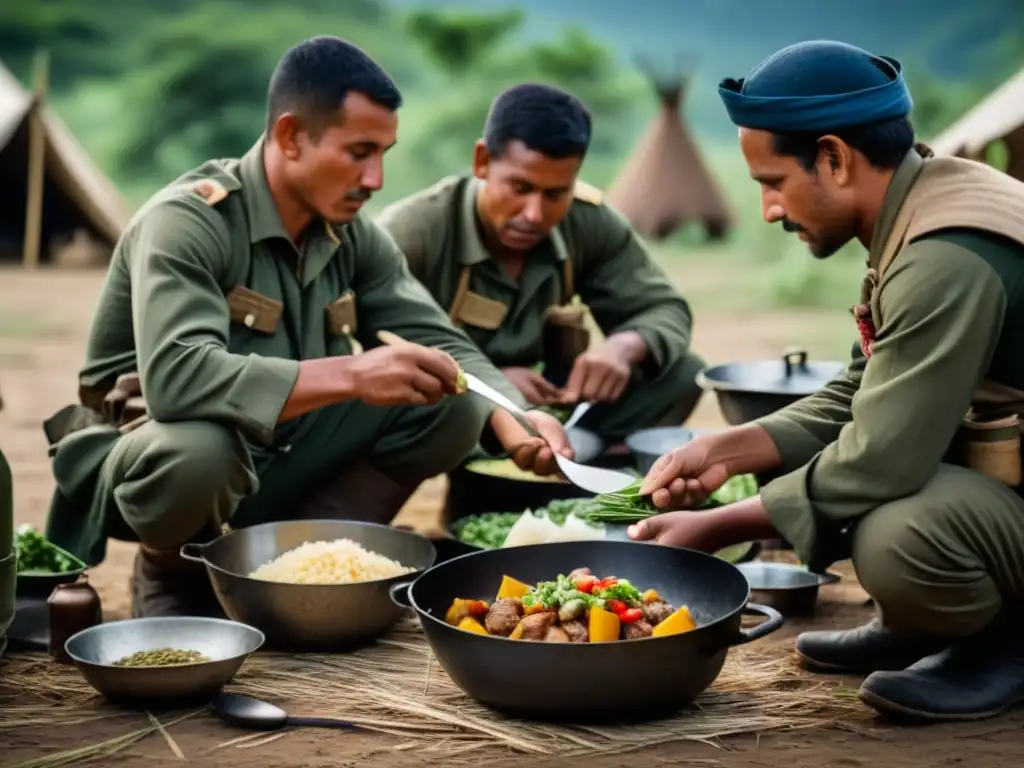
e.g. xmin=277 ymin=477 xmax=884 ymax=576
xmin=375 ymin=175 xmax=694 ymax=370
xmin=79 ymin=141 xmax=524 ymax=463
xmin=756 ymin=150 xmax=1024 ymax=570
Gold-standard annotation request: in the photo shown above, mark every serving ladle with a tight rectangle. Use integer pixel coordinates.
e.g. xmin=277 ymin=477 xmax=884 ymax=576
xmin=211 ymin=692 xmax=358 ymax=733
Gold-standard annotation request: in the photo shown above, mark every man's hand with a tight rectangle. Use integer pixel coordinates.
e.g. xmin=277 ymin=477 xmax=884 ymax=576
xmin=490 ymin=408 xmax=574 ymax=476
xmin=349 ymin=345 xmax=462 ymax=406
xmin=639 ymin=435 xmax=733 ymax=510
xmin=562 ymin=340 xmax=635 ymax=404
xmin=628 ymin=498 xmax=778 ymax=552
xmin=502 ymin=366 xmax=565 ymax=406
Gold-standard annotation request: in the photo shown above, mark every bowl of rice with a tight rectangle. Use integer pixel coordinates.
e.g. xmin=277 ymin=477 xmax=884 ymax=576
xmin=179 ymin=520 xmax=435 ymax=651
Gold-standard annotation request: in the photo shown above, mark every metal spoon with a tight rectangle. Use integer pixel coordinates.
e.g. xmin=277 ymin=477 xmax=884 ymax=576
xmin=377 ymin=331 xmax=634 ymax=494
xmin=211 ymin=692 xmax=358 ymax=732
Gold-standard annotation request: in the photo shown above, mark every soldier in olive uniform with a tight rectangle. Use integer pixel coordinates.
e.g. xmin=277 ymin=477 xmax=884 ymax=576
xmin=42 ymin=37 xmax=570 ymax=618
xmin=376 ymin=84 xmax=704 ymax=446
xmin=631 ymin=41 xmax=1024 ymax=721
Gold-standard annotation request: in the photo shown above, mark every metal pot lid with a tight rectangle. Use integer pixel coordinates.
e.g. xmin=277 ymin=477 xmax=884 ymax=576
xmin=697 ymin=348 xmax=845 ymax=397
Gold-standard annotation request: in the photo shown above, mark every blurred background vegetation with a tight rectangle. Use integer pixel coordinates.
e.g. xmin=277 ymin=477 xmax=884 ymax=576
xmin=4 ymin=0 xmax=1023 ymax=316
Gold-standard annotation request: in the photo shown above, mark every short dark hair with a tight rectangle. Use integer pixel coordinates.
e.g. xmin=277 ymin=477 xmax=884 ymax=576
xmin=771 ymin=116 xmax=915 ymax=171
xmin=483 ymin=83 xmax=592 ymax=160
xmin=266 ymin=36 xmax=402 ymax=135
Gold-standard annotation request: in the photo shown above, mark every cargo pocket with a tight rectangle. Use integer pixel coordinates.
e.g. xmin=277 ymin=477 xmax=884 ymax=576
xmin=960 ymin=413 xmax=1023 ymax=487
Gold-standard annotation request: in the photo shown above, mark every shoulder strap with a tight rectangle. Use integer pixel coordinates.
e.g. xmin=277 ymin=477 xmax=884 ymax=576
xmin=561 ymin=257 xmax=575 ymax=305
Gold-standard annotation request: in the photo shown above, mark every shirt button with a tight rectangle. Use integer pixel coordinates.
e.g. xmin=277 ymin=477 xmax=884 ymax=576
xmin=244 ymin=313 xmax=256 ymax=328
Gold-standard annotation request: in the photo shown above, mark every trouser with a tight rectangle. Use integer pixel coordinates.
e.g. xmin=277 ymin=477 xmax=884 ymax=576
xmin=74 ymin=393 xmax=486 ymax=555
xmin=546 ymin=350 xmax=707 ymax=443
xmin=851 ymin=463 xmax=1024 ymax=638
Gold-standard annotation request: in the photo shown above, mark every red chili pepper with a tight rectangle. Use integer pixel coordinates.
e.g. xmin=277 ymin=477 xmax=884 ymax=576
xmin=606 ymin=599 xmax=628 ymax=615
xmin=575 ymin=576 xmax=599 ymax=594
xmin=619 ymin=608 xmax=644 ymax=624
xmin=468 ymin=600 xmax=489 ymax=616
xmin=597 ymin=577 xmax=618 ymax=589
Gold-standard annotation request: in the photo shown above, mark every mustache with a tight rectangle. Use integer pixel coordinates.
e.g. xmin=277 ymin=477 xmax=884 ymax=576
xmin=781 ymin=218 xmax=805 ymax=234
xmin=345 ymin=188 xmax=372 ymax=202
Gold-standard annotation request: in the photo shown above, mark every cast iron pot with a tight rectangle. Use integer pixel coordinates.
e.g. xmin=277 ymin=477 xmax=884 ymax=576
xmin=696 ymin=348 xmax=846 ymax=425
xmin=445 ymin=427 xmax=605 ymax=522
xmin=389 ymin=540 xmax=783 ymax=722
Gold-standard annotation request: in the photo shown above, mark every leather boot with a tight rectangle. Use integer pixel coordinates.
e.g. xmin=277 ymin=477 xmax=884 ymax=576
xmin=795 ymin=618 xmax=952 ymax=673
xmin=130 ymin=524 xmax=226 ymax=619
xmin=858 ymin=616 xmax=1024 ymax=721
xmin=293 ymin=460 xmax=421 ymax=525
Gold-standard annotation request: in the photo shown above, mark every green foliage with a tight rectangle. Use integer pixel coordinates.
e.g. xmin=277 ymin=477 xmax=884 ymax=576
xmin=404 ymin=8 xmax=523 ymax=76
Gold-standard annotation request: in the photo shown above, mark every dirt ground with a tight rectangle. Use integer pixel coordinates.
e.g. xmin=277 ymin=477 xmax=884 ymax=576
xmin=2 ymin=266 xmax=1023 ymax=767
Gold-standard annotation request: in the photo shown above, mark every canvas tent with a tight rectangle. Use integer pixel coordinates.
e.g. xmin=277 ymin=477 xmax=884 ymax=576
xmin=0 ymin=58 xmax=132 ymax=265
xmin=606 ymin=73 xmax=733 ymax=241
xmin=930 ymin=66 xmax=1024 ymax=181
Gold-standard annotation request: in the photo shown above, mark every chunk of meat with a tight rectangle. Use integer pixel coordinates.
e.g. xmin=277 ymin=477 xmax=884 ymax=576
xmin=544 ymin=626 xmax=571 ymax=643
xmin=519 ymin=611 xmax=557 ymax=641
xmin=623 ymin=619 xmax=654 ymax=640
xmin=642 ymin=599 xmax=674 ymax=626
xmin=484 ymin=598 xmax=524 ymax=636
xmin=561 ymin=619 xmax=589 ymax=643
xmin=568 ymin=567 xmax=592 ymax=582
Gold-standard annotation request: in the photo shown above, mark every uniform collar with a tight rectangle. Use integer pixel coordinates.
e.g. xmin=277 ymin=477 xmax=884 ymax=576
xmin=238 ymin=138 xmax=345 ymax=248
xmin=459 ymin=176 xmax=569 ymax=267
xmin=867 ymin=145 xmax=930 ymax=268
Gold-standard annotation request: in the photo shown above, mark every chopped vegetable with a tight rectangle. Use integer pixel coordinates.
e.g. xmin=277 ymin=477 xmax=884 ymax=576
xmin=588 ymin=606 xmax=620 ymax=642
xmin=606 ymin=599 xmax=628 ymax=615
xmin=642 ymin=588 xmax=661 ymax=604
xmin=451 ymin=499 xmax=605 ymax=549
xmin=445 ymin=598 xmax=489 ymax=626
xmin=619 ymin=608 xmax=644 ymax=624
xmin=112 ymin=648 xmax=210 ymax=667
xmin=574 ymin=575 xmax=599 ymax=594
xmin=594 ymin=578 xmax=642 ymax=605
xmin=509 ymin=620 xmax=526 ymax=640
xmin=457 ymin=617 xmax=489 ymax=635
xmin=15 ymin=525 xmax=84 ymax=574
xmin=523 ymin=574 xmax=602 ymax=610
xmin=586 ymin=474 xmax=760 ymax=525
xmin=496 ymin=575 xmax=531 ymax=601
xmin=650 ymin=606 xmax=698 ymax=637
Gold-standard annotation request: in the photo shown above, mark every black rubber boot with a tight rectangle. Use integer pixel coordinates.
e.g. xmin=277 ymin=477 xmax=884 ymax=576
xmin=130 ymin=547 xmax=227 ymax=619
xmin=795 ymin=618 xmax=952 ymax=674
xmin=858 ymin=618 xmax=1024 ymax=721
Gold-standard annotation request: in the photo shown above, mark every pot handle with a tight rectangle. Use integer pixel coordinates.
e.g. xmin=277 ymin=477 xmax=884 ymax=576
xmin=178 ymin=542 xmax=207 ymax=563
xmin=389 ymin=581 xmax=413 ymax=610
xmin=729 ymin=603 xmax=784 ymax=646
xmin=782 ymin=347 xmax=808 ymax=379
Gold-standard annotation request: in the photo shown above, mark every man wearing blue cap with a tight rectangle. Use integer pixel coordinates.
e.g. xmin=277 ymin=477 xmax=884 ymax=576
xmin=629 ymin=40 xmax=1024 ymax=722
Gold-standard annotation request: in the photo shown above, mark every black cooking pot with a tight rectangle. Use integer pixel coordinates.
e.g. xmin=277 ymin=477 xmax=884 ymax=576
xmin=625 ymin=426 xmax=723 ymax=476
xmin=444 ymin=427 xmax=605 ymax=522
xmin=696 ymin=348 xmax=845 ymax=425
xmin=389 ymin=540 xmax=783 ymax=722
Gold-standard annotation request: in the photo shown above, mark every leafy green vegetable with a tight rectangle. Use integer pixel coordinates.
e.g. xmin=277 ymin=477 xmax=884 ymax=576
xmin=586 ymin=473 xmax=761 ymax=524
xmin=15 ymin=525 xmax=84 ymax=574
xmin=521 ymin=574 xmax=604 ymax=610
xmin=595 ymin=578 xmax=641 ymax=604
xmin=451 ymin=498 xmax=603 ymax=549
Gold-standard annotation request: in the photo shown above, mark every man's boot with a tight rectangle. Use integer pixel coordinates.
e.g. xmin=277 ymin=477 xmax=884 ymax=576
xmin=858 ymin=615 xmax=1024 ymax=721
xmin=795 ymin=618 xmax=952 ymax=674
xmin=130 ymin=524 xmax=226 ymax=619
xmin=293 ymin=460 xmax=422 ymax=525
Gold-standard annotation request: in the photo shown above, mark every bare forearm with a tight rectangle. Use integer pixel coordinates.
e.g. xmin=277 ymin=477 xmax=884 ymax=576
xmin=278 ymin=357 xmax=357 ymax=423
xmin=711 ymin=424 xmax=784 ymax=477
xmin=603 ymin=331 xmax=648 ymax=366
xmin=709 ymin=496 xmax=779 ymax=548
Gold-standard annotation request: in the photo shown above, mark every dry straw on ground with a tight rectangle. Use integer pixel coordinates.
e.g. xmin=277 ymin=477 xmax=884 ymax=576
xmin=0 ymin=620 xmax=867 ymax=767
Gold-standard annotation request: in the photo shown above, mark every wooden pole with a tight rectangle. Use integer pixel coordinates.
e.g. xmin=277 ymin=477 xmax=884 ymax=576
xmin=22 ymin=49 xmax=50 ymax=271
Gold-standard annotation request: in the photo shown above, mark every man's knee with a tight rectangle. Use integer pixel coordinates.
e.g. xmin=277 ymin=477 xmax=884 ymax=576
xmin=852 ymin=467 xmax=1010 ymax=636
xmin=104 ymin=420 xmax=256 ymax=550
xmin=376 ymin=395 xmax=486 ymax=480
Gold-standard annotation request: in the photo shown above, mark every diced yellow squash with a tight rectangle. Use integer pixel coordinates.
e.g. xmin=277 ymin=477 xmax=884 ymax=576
xmin=641 ymin=588 xmax=661 ymax=604
xmin=457 ymin=617 xmax=489 ymax=635
xmin=509 ymin=620 xmax=526 ymax=639
xmin=445 ymin=598 xmax=488 ymax=626
xmin=588 ymin=606 xmax=621 ymax=643
xmin=523 ymin=602 xmax=547 ymax=616
xmin=496 ymin=575 xmax=532 ymax=601
xmin=650 ymin=605 xmax=697 ymax=637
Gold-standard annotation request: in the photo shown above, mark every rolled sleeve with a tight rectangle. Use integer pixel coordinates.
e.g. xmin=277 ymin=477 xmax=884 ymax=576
xmin=759 ymin=235 xmax=1007 ymax=569
xmin=129 ymin=198 xmax=299 ymax=443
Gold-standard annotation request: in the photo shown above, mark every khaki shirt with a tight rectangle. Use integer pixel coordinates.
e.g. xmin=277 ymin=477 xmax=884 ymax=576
xmin=756 ymin=149 xmax=1024 ymax=569
xmin=375 ymin=175 xmax=694 ymax=370
xmin=79 ymin=141 xmax=523 ymax=463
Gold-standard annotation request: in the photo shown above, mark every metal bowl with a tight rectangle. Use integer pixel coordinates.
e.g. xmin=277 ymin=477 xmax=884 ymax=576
xmin=696 ymin=348 xmax=846 ymax=425
xmin=65 ymin=616 xmax=264 ymax=708
xmin=179 ymin=520 xmax=436 ymax=651
xmin=734 ymin=562 xmax=841 ymax=616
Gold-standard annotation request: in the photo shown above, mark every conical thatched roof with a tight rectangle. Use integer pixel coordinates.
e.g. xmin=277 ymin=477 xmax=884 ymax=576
xmin=0 ymin=59 xmax=132 ymax=263
xmin=930 ymin=66 xmax=1024 ymax=181
xmin=606 ymin=69 xmax=733 ymax=241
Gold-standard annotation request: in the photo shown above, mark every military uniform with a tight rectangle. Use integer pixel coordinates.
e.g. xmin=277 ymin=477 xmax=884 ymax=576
xmin=376 ymin=175 xmax=704 ymax=443
xmin=43 ymin=140 xmax=523 ymax=586
xmin=756 ymin=147 xmax=1024 ymax=639
xmin=1 ymin=388 xmax=14 ymax=656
